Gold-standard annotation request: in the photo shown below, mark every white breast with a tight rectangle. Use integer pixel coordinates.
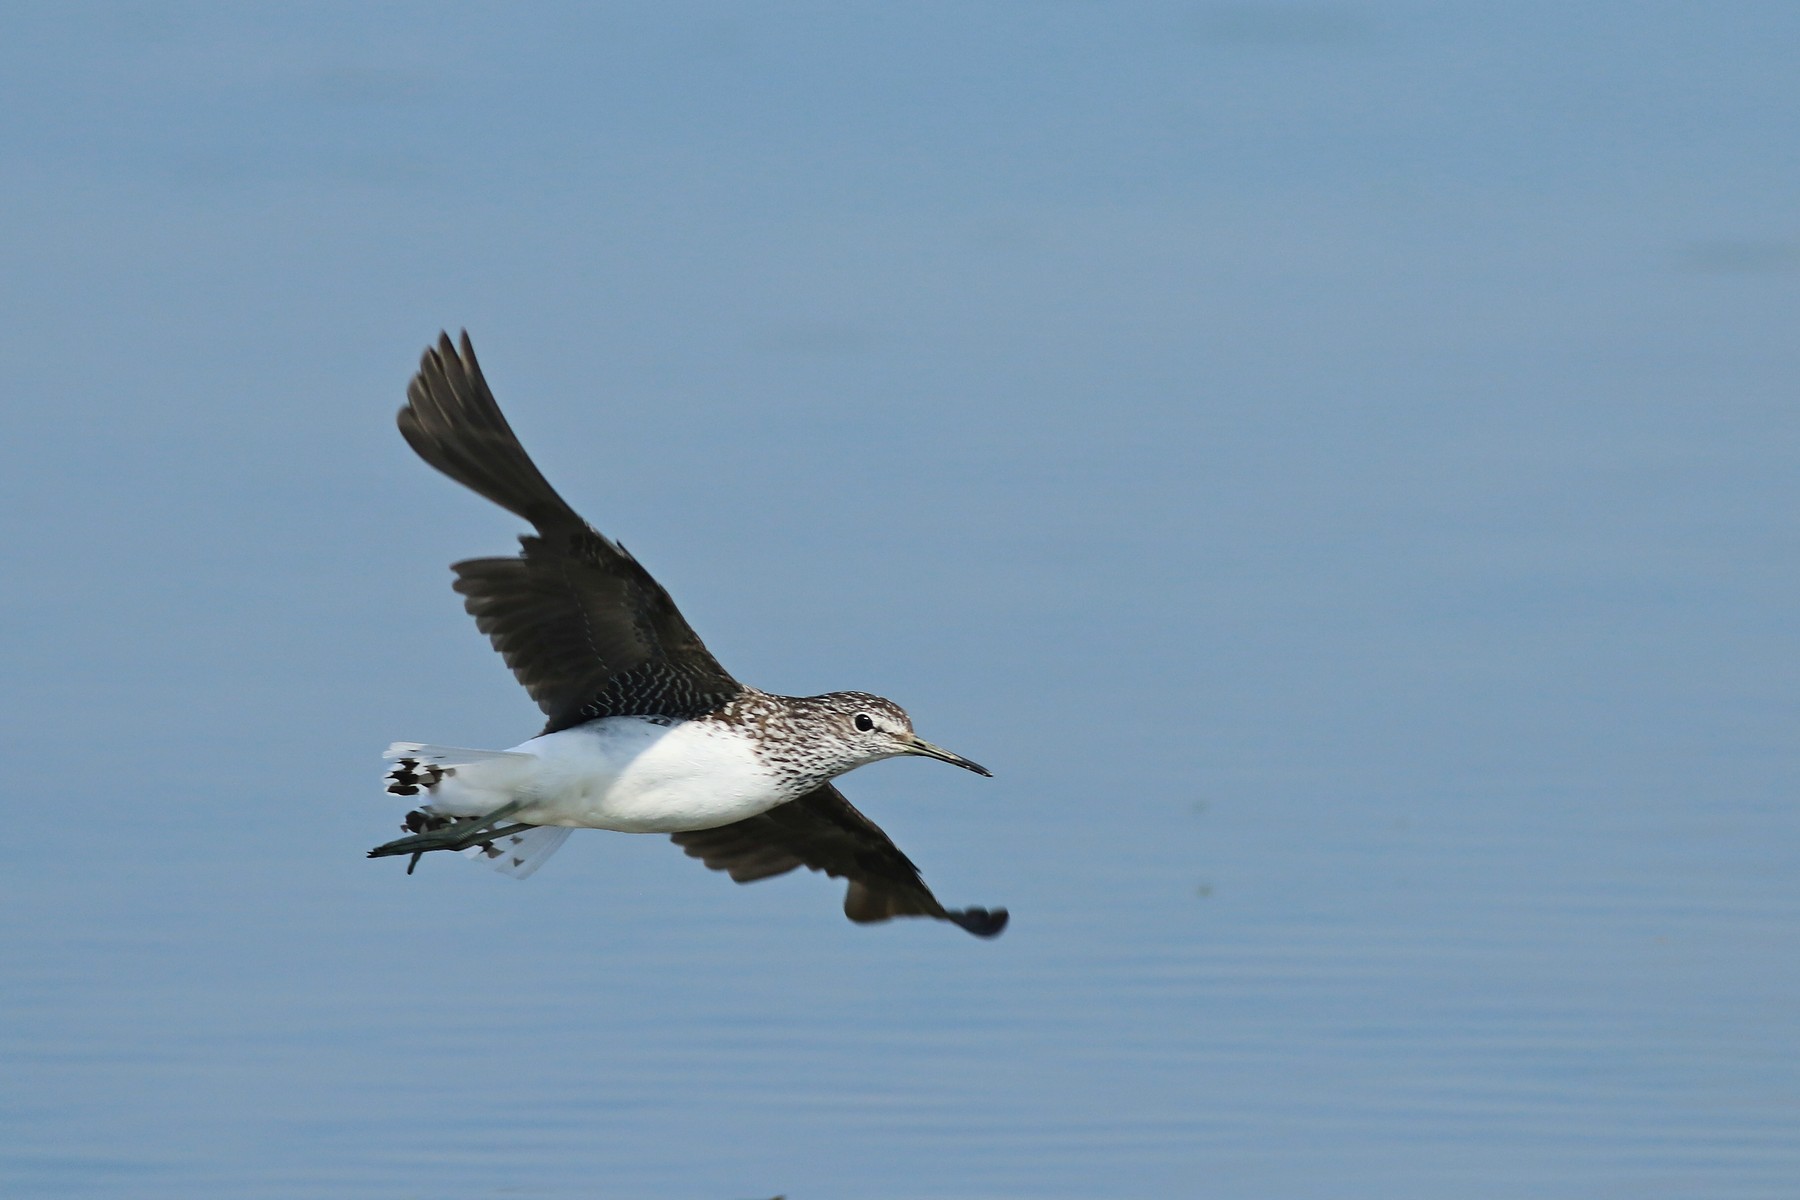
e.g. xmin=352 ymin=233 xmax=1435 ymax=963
xmin=489 ymin=717 xmax=787 ymax=833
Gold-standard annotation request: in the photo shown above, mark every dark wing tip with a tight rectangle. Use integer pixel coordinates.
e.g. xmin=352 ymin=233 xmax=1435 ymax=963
xmin=394 ymin=330 xmax=580 ymax=529
xmin=947 ymin=906 xmax=1009 ymax=938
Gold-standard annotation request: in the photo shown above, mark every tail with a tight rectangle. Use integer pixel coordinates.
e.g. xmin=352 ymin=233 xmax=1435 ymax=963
xmin=382 ymin=742 xmax=531 ymax=798
xmin=381 ymin=742 xmax=571 ymax=879
xmin=396 ymin=332 xmax=582 ymax=531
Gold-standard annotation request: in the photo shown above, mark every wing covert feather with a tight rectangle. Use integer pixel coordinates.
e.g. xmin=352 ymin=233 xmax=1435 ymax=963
xmin=400 ymin=332 xmax=740 ymax=731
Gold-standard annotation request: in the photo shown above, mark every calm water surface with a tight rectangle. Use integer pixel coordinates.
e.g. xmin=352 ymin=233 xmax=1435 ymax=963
xmin=3 ymin=5 xmax=1797 ymax=1197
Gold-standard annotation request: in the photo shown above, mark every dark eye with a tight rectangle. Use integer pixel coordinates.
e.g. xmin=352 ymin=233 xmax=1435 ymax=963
xmin=854 ymin=713 xmax=875 ymax=733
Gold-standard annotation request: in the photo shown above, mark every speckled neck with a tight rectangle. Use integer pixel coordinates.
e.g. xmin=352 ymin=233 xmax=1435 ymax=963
xmin=697 ymin=688 xmax=884 ymax=793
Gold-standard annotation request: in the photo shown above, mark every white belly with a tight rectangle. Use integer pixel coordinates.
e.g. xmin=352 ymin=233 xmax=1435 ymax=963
xmin=421 ymin=717 xmax=788 ymax=833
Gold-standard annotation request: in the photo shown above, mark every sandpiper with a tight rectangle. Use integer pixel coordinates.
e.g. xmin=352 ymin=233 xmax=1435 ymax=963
xmin=368 ymin=333 xmax=1007 ymax=937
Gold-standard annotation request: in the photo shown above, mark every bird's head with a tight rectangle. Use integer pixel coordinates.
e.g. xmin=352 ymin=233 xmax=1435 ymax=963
xmin=798 ymin=691 xmax=991 ymax=780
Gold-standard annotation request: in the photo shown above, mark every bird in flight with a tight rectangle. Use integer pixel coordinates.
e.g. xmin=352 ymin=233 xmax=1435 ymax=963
xmin=368 ymin=333 xmax=1007 ymax=937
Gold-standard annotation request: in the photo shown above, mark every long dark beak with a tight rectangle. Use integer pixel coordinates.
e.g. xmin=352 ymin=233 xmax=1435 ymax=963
xmin=905 ymin=734 xmax=992 ymax=777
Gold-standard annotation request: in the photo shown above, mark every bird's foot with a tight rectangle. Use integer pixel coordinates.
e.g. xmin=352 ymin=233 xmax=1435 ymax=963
xmin=368 ymin=800 xmax=531 ymax=866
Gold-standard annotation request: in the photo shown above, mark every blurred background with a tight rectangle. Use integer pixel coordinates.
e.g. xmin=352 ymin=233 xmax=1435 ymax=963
xmin=2 ymin=3 xmax=1796 ymax=1197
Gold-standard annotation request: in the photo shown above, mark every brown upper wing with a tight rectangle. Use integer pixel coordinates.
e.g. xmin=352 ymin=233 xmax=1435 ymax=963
xmin=399 ymin=332 xmax=741 ymax=732
xmin=671 ymin=784 xmax=1008 ymax=938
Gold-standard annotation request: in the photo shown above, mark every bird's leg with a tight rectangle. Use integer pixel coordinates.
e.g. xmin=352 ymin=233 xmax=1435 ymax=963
xmin=368 ymin=800 xmax=532 ymax=862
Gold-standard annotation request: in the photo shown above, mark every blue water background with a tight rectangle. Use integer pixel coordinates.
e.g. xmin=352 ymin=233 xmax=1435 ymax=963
xmin=2 ymin=5 xmax=1796 ymax=1196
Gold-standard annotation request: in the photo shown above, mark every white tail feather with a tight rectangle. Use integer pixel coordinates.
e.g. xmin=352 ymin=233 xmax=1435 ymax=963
xmin=383 ymin=742 xmax=531 ymax=764
xmin=464 ymin=826 xmax=574 ymax=880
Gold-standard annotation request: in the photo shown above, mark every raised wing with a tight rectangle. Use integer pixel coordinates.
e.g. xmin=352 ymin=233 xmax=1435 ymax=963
xmin=671 ymin=784 xmax=1008 ymax=938
xmin=399 ymin=332 xmax=742 ymax=732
